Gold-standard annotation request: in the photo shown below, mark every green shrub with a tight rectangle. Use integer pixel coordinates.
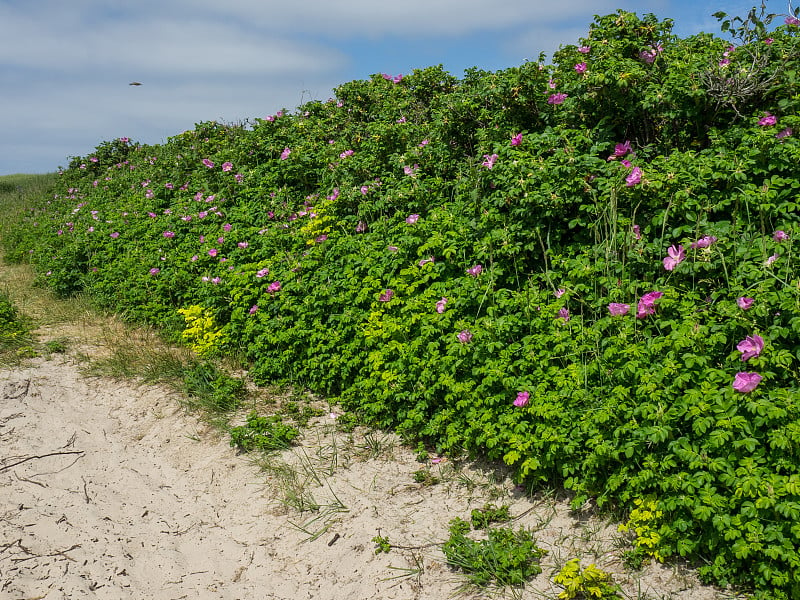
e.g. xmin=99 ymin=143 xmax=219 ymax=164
xmin=5 ymin=6 xmax=800 ymax=598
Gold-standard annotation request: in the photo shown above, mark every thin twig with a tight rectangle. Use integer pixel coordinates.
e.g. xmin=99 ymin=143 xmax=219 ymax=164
xmin=0 ymin=450 xmax=84 ymax=473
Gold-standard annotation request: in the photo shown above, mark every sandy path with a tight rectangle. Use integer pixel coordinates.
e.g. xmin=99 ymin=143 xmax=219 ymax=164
xmin=1 ymin=355 xmax=733 ymax=599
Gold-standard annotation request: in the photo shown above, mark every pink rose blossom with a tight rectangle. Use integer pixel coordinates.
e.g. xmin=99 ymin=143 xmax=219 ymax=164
xmin=578 ymin=46 xmax=591 ymax=53
xmin=514 ymin=391 xmax=530 ymax=407
xmin=737 ymin=334 xmax=764 ymax=361
xmin=608 ymin=303 xmax=630 ymax=316
xmin=574 ymin=62 xmax=587 ymax=73
xmin=249 ymin=305 xmax=259 ymax=315
xmin=379 ymin=289 xmax=394 ymax=302
xmin=766 ymin=253 xmax=780 ymax=266
xmin=663 ymin=244 xmax=686 ymax=270
xmin=267 ymin=281 xmax=281 ymax=294
xmin=406 ymin=214 xmax=420 ymax=224
xmin=773 ymin=230 xmax=789 ymax=242
xmin=547 ymin=93 xmax=568 ymax=105
xmin=636 ymin=291 xmax=663 ymax=319
xmin=758 ymin=113 xmax=777 ymax=126
xmin=625 ymin=166 xmax=642 ymax=187
xmin=436 ymin=297 xmax=448 ymax=314
xmin=737 ymin=297 xmax=754 ymax=310
xmin=732 ymin=372 xmax=762 ymax=393
xmin=690 ymin=236 xmax=717 ymax=249
xmin=202 ymin=158 xmax=214 ymax=168
xmin=222 ymin=162 xmax=233 ymax=172
xmin=466 ymin=264 xmax=483 ymax=276
xmin=511 ymin=133 xmax=523 ymax=146
xmin=481 ymin=154 xmax=498 ymax=169
xmin=557 ymin=308 xmax=570 ymax=322
xmin=280 ymin=147 xmax=291 ymax=160
xmin=457 ymin=330 xmax=473 ymax=344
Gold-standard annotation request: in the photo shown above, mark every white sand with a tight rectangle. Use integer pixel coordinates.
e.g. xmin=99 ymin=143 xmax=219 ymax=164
xmin=1 ymin=343 xmax=737 ymax=599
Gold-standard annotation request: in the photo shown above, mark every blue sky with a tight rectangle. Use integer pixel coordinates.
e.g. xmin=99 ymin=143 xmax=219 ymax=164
xmin=0 ymin=0 xmax=777 ymax=174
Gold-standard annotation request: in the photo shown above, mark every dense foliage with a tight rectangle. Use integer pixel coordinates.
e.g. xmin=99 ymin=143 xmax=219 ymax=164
xmin=4 ymin=7 xmax=800 ymax=598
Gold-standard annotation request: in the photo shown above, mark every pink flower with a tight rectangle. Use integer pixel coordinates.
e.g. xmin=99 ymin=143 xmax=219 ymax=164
xmin=356 ymin=221 xmax=367 ymax=233
xmin=339 ymin=149 xmax=354 ymax=158
xmin=758 ymin=113 xmax=777 ymax=126
xmin=388 ymin=245 xmax=399 ymax=252
xmin=737 ymin=334 xmax=764 ymax=361
xmin=163 ymin=231 xmax=175 ymax=239
xmin=639 ymin=45 xmax=663 ymax=63
xmin=481 ymin=154 xmax=498 ymax=169
xmin=514 ymin=391 xmax=530 ymax=407
xmin=256 ymin=268 xmax=269 ymax=278
xmin=149 ymin=268 xmax=160 ymax=275
xmin=223 ymin=223 xmax=232 ymax=232
xmin=280 ymin=147 xmax=291 ymax=160
xmin=208 ymin=249 xmax=218 ymax=257
xmin=267 ymin=281 xmax=281 ymax=294
xmin=636 ymin=291 xmax=663 ymax=319
xmin=419 ymin=139 xmax=429 ymax=147
xmin=406 ymin=214 xmax=420 ymax=224
xmin=360 ymin=186 xmax=369 ymax=195
xmin=555 ymin=288 xmax=566 ymax=299
xmin=511 ymin=133 xmax=523 ymax=146
xmin=234 ymin=173 xmax=244 ymax=183
xmin=785 ymin=16 xmax=800 ymax=25
xmin=238 ymin=242 xmax=248 ymax=249
xmin=633 ymin=224 xmax=641 ymax=240
xmin=190 ymin=255 xmax=199 ymax=262
xmin=379 ymin=289 xmax=394 ymax=302
xmin=557 ymin=307 xmax=570 ymax=322
xmin=773 ymin=230 xmax=789 ymax=242
xmin=608 ymin=303 xmax=630 ymax=316
xmin=249 ymin=305 xmax=259 ymax=315
xmin=663 ymin=245 xmax=686 ymax=270
xmin=737 ymin=297 xmax=754 ymax=310
xmin=776 ymin=127 xmax=793 ymax=140
xmin=418 ymin=256 xmax=435 ymax=267
xmin=436 ymin=297 xmax=448 ymax=313
xmin=547 ymin=78 xmax=557 ymax=89
xmin=315 ymin=234 xmax=328 ymax=243
xmin=625 ymin=166 xmax=642 ymax=187
xmin=202 ymin=158 xmax=214 ymax=168
xmin=578 ymin=45 xmax=591 ymax=53
xmin=690 ymin=236 xmax=717 ymax=249
xmin=610 ymin=140 xmax=632 ymax=158
xmin=765 ymin=37 xmax=774 ymax=44
xmin=110 ymin=232 xmax=120 ymax=238
xmin=403 ymin=164 xmax=419 ymax=176
xmin=457 ymin=330 xmax=473 ymax=344
xmin=466 ymin=264 xmax=483 ymax=277
xmin=547 ymin=93 xmax=568 ymax=105
xmin=766 ymin=253 xmax=780 ymax=266
xmin=732 ymin=372 xmax=762 ymax=393
xmin=574 ymin=62 xmax=587 ymax=73
xmin=222 ymin=162 xmax=233 ymax=172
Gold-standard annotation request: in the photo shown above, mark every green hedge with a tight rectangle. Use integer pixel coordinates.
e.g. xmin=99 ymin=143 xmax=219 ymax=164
xmin=5 ymin=8 xmax=800 ymax=598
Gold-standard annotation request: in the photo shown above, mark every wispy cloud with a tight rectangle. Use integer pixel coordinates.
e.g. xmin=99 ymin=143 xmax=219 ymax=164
xmin=0 ymin=0 xmax=749 ymax=174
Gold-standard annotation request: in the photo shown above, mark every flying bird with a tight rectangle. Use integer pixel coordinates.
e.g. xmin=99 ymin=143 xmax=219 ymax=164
xmin=129 ymin=81 xmax=142 ymax=86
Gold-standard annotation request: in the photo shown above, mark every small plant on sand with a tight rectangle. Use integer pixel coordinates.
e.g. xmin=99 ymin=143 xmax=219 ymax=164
xmin=372 ymin=533 xmax=392 ymax=554
xmin=442 ymin=516 xmax=547 ymax=587
xmin=470 ymin=503 xmax=512 ymax=529
xmin=553 ymin=559 xmax=622 ymax=600
xmin=229 ymin=412 xmax=300 ymax=452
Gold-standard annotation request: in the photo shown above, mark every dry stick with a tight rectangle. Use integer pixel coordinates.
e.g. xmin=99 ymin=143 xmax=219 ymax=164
xmin=0 ymin=450 xmax=84 ymax=473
